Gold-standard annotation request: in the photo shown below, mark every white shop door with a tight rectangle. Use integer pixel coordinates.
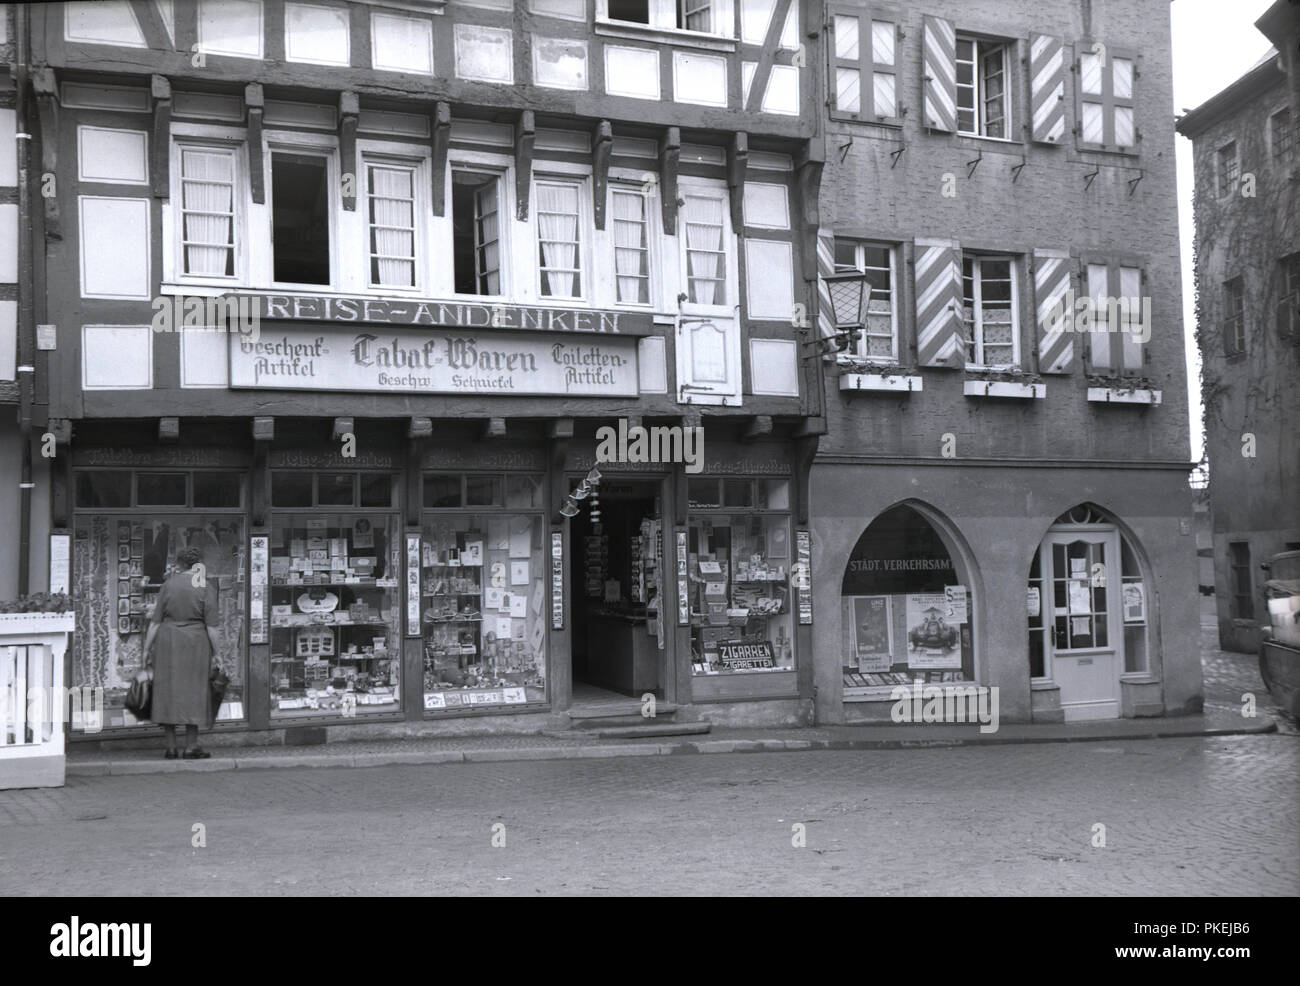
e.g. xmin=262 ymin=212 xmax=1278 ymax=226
xmin=1045 ymin=530 xmax=1122 ymax=720
xmin=676 ymin=181 xmax=741 ymax=406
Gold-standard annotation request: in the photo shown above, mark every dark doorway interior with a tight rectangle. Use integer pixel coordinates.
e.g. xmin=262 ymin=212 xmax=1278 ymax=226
xmin=569 ymin=478 xmax=664 ymax=697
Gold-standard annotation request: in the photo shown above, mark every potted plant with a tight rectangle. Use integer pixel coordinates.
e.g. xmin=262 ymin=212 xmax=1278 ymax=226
xmin=0 ymin=593 xmax=74 ymax=631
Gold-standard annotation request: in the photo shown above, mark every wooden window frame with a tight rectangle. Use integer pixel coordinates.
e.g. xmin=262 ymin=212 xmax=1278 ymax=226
xmin=1222 ymin=276 xmax=1246 ymax=357
xmin=362 ymin=154 xmax=425 ymax=293
xmin=961 ymin=253 xmax=1021 ymax=370
xmin=534 ymin=173 xmax=590 ymax=302
xmin=608 ymin=178 xmax=657 ymax=308
xmin=169 ymin=136 xmax=248 ymax=287
xmin=1228 ymin=540 xmax=1254 ymax=621
xmin=828 ymin=6 xmax=900 ymax=126
xmin=1075 ymin=42 xmax=1138 ymax=153
xmin=1270 ymin=107 xmax=1292 ymax=159
xmin=265 ymin=133 xmax=341 ymax=291
xmin=832 ymin=237 xmax=900 ymax=362
xmin=956 ymin=35 xmax=1012 ymax=139
xmin=1216 ymin=140 xmax=1240 ymax=198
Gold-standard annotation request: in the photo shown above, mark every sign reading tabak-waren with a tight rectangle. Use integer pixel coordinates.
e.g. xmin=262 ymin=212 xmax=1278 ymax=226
xmin=229 ymin=325 xmax=640 ymax=396
xmin=240 ymin=293 xmax=646 ymax=335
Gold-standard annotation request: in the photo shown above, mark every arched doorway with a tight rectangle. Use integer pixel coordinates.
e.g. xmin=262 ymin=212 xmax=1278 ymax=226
xmin=839 ymin=504 xmax=976 ymax=695
xmin=1027 ymin=504 xmax=1152 ymax=720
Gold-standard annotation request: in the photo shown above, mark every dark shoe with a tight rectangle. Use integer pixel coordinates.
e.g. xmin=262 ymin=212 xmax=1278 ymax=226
xmin=164 ymin=749 xmax=178 ymax=760
xmin=182 ymin=747 xmax=211 ymax=760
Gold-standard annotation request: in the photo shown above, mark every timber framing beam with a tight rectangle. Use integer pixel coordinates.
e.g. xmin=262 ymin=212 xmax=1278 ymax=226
xmin=158 ymin=417 xmax=180 ymax=443
xmin=727 ymin=132 xmax=748 ymax=228
xmin=741 ymin=415 xmax=773 ymax=442
xmin=482 ymin=417 xmax=507 ymax=439
xmin=515 ymin=110 xmax=536 ymax=221
xmin=430 ymin=101 xmax=451 ymax=217
xmin=246 ymin=83 xmax=265 ymax=204
xmin=150 ymin=76 xmax=172 ymax=199
xmin=659 ymin=126 xmax=681 ymax=236
xmin=339 ymin=92 xmax=360 ymax=212
xmin=547 ymin=418 xmax=574 ymax=440
xmin=32 ymin=67 xmax=60 ymax=240
xmin=795 ymin=139 xmax=826 ymax=281
xmin=592 ymin=120 xmax=613 ymax=230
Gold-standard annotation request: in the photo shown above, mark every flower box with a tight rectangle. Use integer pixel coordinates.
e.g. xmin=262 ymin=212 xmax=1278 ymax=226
xmin=963 ymin=379 xmax=1045 ymax=399
xmin=1087 ymin=386 xmax=1162 ymax=405
xmin=840 ymin=372 xmax=924 ymax=393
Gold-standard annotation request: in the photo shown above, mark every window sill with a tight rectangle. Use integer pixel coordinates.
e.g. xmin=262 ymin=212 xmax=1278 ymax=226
xmin=844 ymin=680 xmax=979 ymax=701
xmin=839 ymin=371 xmax=923 ymax=393
xmin=350 ymin=0 xmax=445 ymax=13
xmin=594 ymin=19 xmax=737 ymax=52
xmin=1086 ymin=386 xmax=1161 ymax=405
xmin=955 ymin=132 xmax=1022 ymax=146
xmin=963 ymin=379 xmax=1045 ymax=399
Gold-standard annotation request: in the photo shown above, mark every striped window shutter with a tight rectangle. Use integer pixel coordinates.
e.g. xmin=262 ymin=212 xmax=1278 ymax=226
xmin=1029 ymin=34 xmax=1066 ymax=143
xmin=913 ymin=238 xmax=963 ymax=367
xmin=1033 ymin=249 xmax=1074 ymax=373
xmin=816 ymin=228 xmax=839 ymax=358
xmin=922 ymin=15 xmax=957 ymax=132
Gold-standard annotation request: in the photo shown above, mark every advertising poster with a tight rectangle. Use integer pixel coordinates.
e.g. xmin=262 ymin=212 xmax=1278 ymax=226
xmin=905 ymin=593 xmax=962 ymax=669
xmin=850 ymin=595 xmax=892 ymax=672
xmin=1123 ymin=582 xmax=1146 ymax=623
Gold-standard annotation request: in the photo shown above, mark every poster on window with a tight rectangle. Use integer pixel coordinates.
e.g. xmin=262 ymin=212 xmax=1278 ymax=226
xmin=849 ymin=595 xmax=892 ymax=672
xmin=943 ymin=584 xmax=968 ymax=624
xmin=1068 ymin=579 xmax=1092 ymax=614
xmin=905 ymin=593 xmax=962 ymax=669
xmin=1122 ymin=582 xmax=1145 ymax=623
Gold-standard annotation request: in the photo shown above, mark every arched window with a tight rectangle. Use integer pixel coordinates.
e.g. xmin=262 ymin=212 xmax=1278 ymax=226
xmin=840 ymin=505 xmax=975 ymax=694
xmin=1027 ymin=505 xmax=1150 ymax=720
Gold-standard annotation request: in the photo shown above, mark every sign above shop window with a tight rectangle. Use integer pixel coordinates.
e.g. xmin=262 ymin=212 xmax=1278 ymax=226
xmin=229 ymin=325 xmax=640 ymax=397
xmin=237 ymin=294 xmax=652 ymax=336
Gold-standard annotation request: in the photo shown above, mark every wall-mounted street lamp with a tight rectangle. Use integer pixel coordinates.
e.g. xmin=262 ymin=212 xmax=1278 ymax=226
xmin=804 ymin=272 xmax=871 ymax=356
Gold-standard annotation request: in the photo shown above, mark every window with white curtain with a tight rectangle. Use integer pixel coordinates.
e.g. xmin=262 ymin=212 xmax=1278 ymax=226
xmin=536 ymin=178 xmax=583 ymax=299
xmin=683 ymin=191 xmax=727 ymax=305
xmin=366 ymin=161 xmax=417 ymax=288
xmin=179 ymin=145 xmax=238 ymax=278
xmin=611 ymin=185 xmax=650 ymax=304
xmin=961 ymin=254 xmax=1018 ymax=368
xmin=833 ymin=239 xmax=898 ymax=360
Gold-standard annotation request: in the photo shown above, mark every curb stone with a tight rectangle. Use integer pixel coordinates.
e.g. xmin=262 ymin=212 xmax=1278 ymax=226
xmin=62 ymin=716 xmax=1278 ymax=778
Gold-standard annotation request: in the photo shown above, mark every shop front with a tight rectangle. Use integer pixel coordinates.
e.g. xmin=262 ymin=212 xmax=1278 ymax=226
xmin=64 ymin=420 xmax=817 ymax=743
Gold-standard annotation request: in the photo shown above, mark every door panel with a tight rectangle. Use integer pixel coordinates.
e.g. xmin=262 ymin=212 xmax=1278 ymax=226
xmin=676 ymin=184 xmax=741 ymax=405
xmin=1046 ymin=531 xmax=1121 ymax=720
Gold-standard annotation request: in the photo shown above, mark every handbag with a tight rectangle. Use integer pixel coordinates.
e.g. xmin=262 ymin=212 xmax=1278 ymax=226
xmin=210 ymin=665 xmax=230 ymax=719
xmin=125 ymin=668 xmax=153 ymax=720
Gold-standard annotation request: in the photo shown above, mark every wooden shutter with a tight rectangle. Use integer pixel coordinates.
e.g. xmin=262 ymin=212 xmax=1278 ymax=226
xmin=1029 ymin=34 xmax=1066 ymax=143
xmin=913 ymin=238 xmax=963 ymax=367
xmin=828 ymin=7 xmax=868 ymax=119
xmin=816 ymin=228 xmax=839 ymax=358
xmin=922 ymin=15 xmax=957 ymax=132
xmin=1076 ymin=43 xmax=1137 ymax=150
xmin=1033 ymin=249 xmax=1074 ymax=373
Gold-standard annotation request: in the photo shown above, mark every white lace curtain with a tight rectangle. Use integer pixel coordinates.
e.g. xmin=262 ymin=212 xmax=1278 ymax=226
xmin=684 ymin=194 xmax=725 ymax=305
xmin=537 ymin=182 xmax=580 ymax=297
xmin=476 ymin=182 xmax=500 ymax=294
xmin=612 ymin=191 xmax=648 ymax=303
xmin=369 ymin=166 xmax=415 ymax=287
xmin=181 ymin=149 xmax=234 ymax=276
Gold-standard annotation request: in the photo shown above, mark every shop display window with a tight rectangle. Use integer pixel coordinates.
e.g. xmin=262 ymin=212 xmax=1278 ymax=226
xmin=71 ymin=469 xmax=248 ymax=730
xmin=420 ymin=473 xmax=548 ymax=711
xmin=268 ymin=472 xmax=401 ymax=718
xmin=687 ymin=478 xmax=795 ymax=675
xmin=839 ymin=505 xmax=975 ymax=691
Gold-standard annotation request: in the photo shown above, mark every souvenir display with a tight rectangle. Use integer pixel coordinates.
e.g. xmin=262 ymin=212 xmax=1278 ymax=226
xmin=268 ymin=514 xmax=401 ymax=718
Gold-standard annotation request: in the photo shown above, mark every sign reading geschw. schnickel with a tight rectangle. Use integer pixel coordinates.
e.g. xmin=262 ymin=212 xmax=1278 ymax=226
xmin=229 ymin=325 xmax=640 ymax=396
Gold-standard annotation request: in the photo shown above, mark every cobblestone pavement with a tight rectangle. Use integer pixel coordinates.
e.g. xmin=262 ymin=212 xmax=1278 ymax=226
xmin=2 ymin=733 xmax=1295 ymax=895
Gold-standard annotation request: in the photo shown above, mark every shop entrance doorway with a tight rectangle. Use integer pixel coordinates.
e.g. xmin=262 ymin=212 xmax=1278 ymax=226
xmin=568 ymin=477 xmax=667 ymax=700
xmin=1041 ymin=528 xmax=1123 ymax=720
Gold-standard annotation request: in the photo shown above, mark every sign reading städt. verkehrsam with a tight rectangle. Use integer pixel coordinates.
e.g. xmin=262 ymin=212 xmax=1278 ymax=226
xmin=229 ymin=325 xmax=640 ymax=396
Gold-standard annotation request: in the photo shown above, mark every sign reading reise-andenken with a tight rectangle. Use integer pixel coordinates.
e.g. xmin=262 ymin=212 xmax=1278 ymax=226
xmin=243 ymin=294 xmax=642 ymax=335
xmin=229 ymin=325 xmax=640 ymax=396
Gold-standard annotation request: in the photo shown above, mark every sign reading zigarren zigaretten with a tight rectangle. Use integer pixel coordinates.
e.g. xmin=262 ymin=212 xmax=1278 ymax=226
xmin=229 ymin=325 xmax=640 ymax=396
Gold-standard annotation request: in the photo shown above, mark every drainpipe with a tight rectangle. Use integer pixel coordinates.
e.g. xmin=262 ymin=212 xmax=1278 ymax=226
xmin=14 ymin=4 xmax=33 ymax=596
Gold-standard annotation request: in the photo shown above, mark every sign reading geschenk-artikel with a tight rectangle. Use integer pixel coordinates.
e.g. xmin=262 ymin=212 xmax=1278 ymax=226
xmin=229 ymin=325 xmax=639 ymax=396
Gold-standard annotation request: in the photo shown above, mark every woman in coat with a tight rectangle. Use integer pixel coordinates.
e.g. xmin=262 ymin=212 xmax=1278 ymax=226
xmin=143 ymin=546 xmax=221 ymax=759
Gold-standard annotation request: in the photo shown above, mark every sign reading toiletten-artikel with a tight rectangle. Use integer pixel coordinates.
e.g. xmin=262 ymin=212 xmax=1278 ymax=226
xmin=229 ymin=325 xmax=639 ymax=396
